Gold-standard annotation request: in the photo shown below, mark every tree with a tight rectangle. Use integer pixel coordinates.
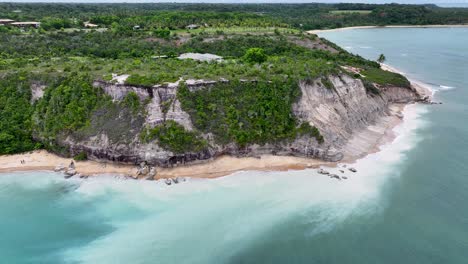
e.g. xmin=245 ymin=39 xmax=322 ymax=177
xmin=243 ymin=48 xmax=268 ymax=64
xmin=377 ymin=54 xmax=386 ymax=63
xmin=154 ymin=27 xmax=171 ymax=39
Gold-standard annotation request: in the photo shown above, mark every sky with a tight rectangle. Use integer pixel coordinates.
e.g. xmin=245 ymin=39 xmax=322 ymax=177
xmin=0 ymin=0 xmax=467 ymax=5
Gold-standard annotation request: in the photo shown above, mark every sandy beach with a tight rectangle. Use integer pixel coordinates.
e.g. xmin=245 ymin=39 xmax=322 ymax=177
xmin=0 ymin=150 xmax=335 ymax=179
xmin=0 ymin=80 xmax=432 ymax=180
xmin=307 ymin=24 xmax=468 ymax=34
xmin=0 ymin=105 xmax=419 ymax=180
xmin=0 ymin=56 xmax=433 ymax=181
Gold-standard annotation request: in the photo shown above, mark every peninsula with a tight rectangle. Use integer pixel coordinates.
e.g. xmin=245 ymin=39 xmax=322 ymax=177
xmin=0 ymin=2 xmax=451 ymax=179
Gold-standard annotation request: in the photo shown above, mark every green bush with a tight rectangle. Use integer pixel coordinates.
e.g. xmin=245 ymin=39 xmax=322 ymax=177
xmin=73 ymin=151 xmax=88 ymax=161
xmin=178 ymin=80 xmax=323 ymax=147
xmin=321 ymin=77 xmax=334 ymax=90
xmin=0 ymin=73 xmax=39 ymax=154
xmin=362 ymin=79 xmax=381 ymax=95
xmin=140 ymin=120 xmax=207 ymax=153
xmin=297 ymin=122 xmax=324 ymax=143
xmin=33 ymin=74 xmax=109 ymax=142
xmin=243 ymin=48 xmax=268 ymax=64
xmin=154 ymin=27 xmax=171 ymax=39
xmin=121 ymin=92 xmax=142 ymax=115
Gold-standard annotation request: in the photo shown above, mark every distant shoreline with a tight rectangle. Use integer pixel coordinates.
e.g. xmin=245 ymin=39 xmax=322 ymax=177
xmin=307 ymin=24 xmax=468 ymax=34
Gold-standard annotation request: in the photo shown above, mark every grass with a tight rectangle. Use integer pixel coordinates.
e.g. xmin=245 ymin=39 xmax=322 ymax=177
xmin=362 ymin=68 xmax=411 ymax=88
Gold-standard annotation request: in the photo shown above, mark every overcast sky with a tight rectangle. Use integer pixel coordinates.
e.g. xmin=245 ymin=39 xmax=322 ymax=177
xmin=0 ymin=0 xmax=467 ymax=5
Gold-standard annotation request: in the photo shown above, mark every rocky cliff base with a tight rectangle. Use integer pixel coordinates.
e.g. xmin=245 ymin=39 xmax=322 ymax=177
xmin=34 ymin=73 xmax=426 ymax=172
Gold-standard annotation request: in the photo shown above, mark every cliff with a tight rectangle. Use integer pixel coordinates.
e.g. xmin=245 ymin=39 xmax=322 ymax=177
xmin=45 ymin=73 xmax=422 ymax=168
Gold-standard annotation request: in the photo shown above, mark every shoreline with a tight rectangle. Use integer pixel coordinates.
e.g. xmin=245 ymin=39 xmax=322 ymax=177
xmin=0 ymin=106 xmax=423 ymax=181
xmin=0 ymin=150 xmax=335 ymax=179
xmin=307 ymin=24 xmax=468 ymax=34
xmin=0 ymin=68 xmax=433 ymax=180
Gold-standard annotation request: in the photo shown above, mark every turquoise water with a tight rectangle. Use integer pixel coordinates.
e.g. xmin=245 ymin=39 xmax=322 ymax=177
xmin=1 ymin=28 xmax=468 ymax=263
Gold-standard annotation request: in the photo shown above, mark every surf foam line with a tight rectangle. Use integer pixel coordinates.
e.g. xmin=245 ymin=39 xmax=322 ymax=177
xmin=58 ymin=104 xmax=429 ymax=264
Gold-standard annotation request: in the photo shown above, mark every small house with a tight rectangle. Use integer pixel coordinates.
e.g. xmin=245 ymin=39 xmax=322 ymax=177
xmin=84 ymin=22 xmax=98 ymax=28
xmin=0 ymin=19 xmax=14 ymax=25
xmin=133 ymin=25 xmax=141 ymax=30
xmin=11 ymin=22 xmax=41 ymax=28
xmin=186 ymin=24 xmax=199 ymax=30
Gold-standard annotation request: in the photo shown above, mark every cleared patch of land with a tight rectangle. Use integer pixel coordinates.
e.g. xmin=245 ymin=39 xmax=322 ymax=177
xmin=330 ymin=10 xmax=372 ymax=15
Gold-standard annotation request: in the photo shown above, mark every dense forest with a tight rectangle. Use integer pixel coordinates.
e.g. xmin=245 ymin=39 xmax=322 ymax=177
xmin=1 ymin=3 xmax=468 ymax=30
xmin=0 ymin=3 xmax=462 ymax=157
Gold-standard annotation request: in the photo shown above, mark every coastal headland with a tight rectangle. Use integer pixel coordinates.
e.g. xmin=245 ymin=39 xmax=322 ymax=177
xmin=0 ymin=3 xmax=442 ymax=181
xmin=0 ymin=74 xmax=432 ymax=180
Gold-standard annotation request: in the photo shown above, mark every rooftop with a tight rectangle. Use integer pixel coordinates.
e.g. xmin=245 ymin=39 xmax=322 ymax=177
xmin=11 ymin=22 xmax=41 ymax=25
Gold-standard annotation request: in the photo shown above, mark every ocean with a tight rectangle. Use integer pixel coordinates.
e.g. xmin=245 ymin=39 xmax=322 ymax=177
xmin=1 ymin=27 xmax=468 ymax=263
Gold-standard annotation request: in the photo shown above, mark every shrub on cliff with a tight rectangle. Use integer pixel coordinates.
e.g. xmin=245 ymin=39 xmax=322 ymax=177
xmin=140 ymin=120 xmax=207 ymax=154
xmin=73 ymin=151 xmax=88 ymax=161
xmin=121 ymin=92 xmax=142 ymax=115
xmin=243 ymin=48 xmax=268 ymax=64
xmin=33 ymin=74 xmax=110 ymax=144
xmin=0 ymin=73 xmax=41 ymax=154
xmin=178 ymin=80 xmax=323 ymax=147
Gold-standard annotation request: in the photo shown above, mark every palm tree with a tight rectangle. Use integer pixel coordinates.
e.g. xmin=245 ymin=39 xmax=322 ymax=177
xmin=377 ymin=54 xmax=386 ymax=63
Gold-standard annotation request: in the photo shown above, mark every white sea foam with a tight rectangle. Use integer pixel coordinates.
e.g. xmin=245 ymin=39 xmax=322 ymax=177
xmin=439 ymin=85 xmax=456 ymax=91
xmin=58 ymin=104 xmax=429 ymax=264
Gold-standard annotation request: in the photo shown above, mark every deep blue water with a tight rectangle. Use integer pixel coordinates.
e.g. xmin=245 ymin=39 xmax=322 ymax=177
xmin=1 ymin=27 xmax=468 ymax=263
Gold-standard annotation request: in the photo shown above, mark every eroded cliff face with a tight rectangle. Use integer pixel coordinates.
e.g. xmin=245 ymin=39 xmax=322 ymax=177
xmin=293 ymin=74 xmax=420 ymax=149
xmin=54 ymin=74 xmax=421 ymax=167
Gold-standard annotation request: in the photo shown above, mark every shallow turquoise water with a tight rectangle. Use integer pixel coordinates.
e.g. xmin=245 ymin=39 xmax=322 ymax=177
xmin=1 ymin=28 xmax=468 ymax=263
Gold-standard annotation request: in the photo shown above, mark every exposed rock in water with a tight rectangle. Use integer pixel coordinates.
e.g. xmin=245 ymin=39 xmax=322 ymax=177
xmin=54 ymin=164 xmax=65 ymax=172
xmin=330 ymin=174 xmax=341 ymax=180
xmin=349 ymin=168 xmax=357 ymax=173
xmin=64 ymin=169 xmax=76 ymax=178
xmin=68 ymin=161 xmax=75 ymax=170
xmin=164 ymin=178 xmax=172 ymax=185
xmin=145 ymin=167 xmax=157 ymax=180
xmin=317 ymin=168 xmax=330 ymax=175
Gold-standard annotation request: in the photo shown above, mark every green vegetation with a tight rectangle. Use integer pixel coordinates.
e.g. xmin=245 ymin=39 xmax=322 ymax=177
xmin=154 ymin=27 xmax=171 ymax=39
xmin=1 ymin=3 xmax=468 ymax=31
xmin=178 ymin=80 xmax=323 ymax=147
xmin=321 ymin=77 xmax=335 ymax=90
xmin=243 ymin=48 xmax=268 ymax=64
xmin=140 ymin=121 xmax=207 ymax=153
xmin=33 ymin=74 xmax=110 ymax=147
xmin=0 ymin=2 xmax=426 ymax=156
xmin=0 ymin=73 xmax=40 ymax=154
xmin=362 ymin=79 xmax=381 ymax=96
xmin=121 ymin=92 xmax=143 ymax=115
xmin=377 ymin=54 xmax=386 ymax=63
xmin=362 ymin=68 xmax=411 ymax=88
xmin=73 ymin=151 xmax=88 ymax=161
